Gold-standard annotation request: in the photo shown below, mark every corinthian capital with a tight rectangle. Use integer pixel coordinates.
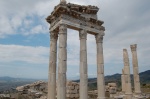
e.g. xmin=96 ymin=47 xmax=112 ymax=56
xmin=59 ymin=24 xmax=67 ymax=34
xmin=79 ymin=29 xmax=87 ymax=39
xmin=50 ymin=31 xmax=58 ymax=41
xmin=60 ymin=0 xmax=66 ymax=4
xmin=95 ymin=30 xmax=104 ymax=43
xmin=95 ymin=33 xmax=103 ymax=43
xmin=130 ymin=44 xmax=137 ymax=52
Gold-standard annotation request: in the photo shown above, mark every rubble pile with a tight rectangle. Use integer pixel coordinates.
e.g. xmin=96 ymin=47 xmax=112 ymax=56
xmin=88 ymin=90 xmax=97 ymax=99
xmin=66 ymin=81 xmax=79 ymax=99
xmin=16 ymin=81 xmax=80 ymax=99
xmin=106 ymin=83 xmax=117 ymax=94
xmin=16 ymin=81 xmax=47 ymax=98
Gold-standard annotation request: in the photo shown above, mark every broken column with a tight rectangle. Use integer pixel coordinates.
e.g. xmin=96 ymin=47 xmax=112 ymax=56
xmin=95 ymin=31 xmax=105 ymax=99
xmin=130 ymin=44 xmax=141 ymax=94
xmin=123 ymin=49 xmax=132 ymax=99
xmin=79 ymin=29 xmax=88 ymax=99
xmin=48 ymin=31 xmax=58 ymax=99
xmin=121 ymin=69 xmax=125 ymax=93
xmin=57 ymin=24 xmax=67 ymax=99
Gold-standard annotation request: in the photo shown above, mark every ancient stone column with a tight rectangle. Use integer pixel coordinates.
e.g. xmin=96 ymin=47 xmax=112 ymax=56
xmin=123 ymin=49 xmax=132 ymax=99
xmin=121 ymin=69 xmax=125 ymax=93
xmin=95 ymin=31 xmax=105 ymax=99
xmin=60 ymin=0 xmax=66 ymax=4
xmin=79 ymin=29 xmax=88 ymax=99
xmin=48 ymin=30 xmax=58 ymax=99
xmin=57 ymin=24 xmax=67 ymax=99
xmin=130 ymin=44 xmax=141 ymax=94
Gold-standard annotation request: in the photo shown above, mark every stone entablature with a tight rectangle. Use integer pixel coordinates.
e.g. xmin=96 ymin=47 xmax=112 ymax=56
xmin=49 ymin=3 xmax=99 ymax=19
xmin=46 ymin=3 xmax=105 ymax=34
xmin=46 ymin=1 xmax=105 ymax=99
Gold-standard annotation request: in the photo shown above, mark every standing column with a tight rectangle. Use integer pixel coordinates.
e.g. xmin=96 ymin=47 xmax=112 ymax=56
xmin=121 ymin=69 xmax=125 ymax=93
xmin=123 ymin=49 xmax=132 ymax=99
xmin=79 ymin=29 xmax=88 ymax=99
xmin=57 ymin=24 xmax=67 ymax=99
xmin=130 ymin=44 xmax=141 ymax=94
xmin=60 ymin=0 xmax=66 ymax=3
xmin=95 ymin=31 xmax=105 ymax=99
xmin=48 ymin=31 xmax=58 ymax=99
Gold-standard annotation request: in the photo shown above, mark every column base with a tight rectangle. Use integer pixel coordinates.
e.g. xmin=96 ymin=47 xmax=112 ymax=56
xmin=134 ymin=91 xmax=141 ymax=95
xmin=125 ymin=94 xmax=132 ymax=99
xmin=97 ymin=97 xmax=106 ymax=99
xmin=125 ymin=92 xmax=132 ymax=95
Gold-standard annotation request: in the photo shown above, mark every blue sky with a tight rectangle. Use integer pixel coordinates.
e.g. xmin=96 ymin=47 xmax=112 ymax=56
xmin=0 ymin=0 xmax=150 ymax=79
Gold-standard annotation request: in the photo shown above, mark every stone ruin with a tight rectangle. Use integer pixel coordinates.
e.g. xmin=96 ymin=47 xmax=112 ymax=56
xmin=46 ymin=0 xmax=105 ymax=99
xmin=45 ymin=0 xmax=149 ymax=99
xmin=15 ymin=44 xmax=150 ymax=99
xmin=16 ymin=81 xmax=47 ymax=98
xmin=112 ymin=44 xmax=150 ymax=99
xmin=106 ymin=83 xmax=117 ymax=94
xmin=66 ymin=81 xmax=79 ymax=99
xmin=16 ymin=81 xmax=80 ymax=99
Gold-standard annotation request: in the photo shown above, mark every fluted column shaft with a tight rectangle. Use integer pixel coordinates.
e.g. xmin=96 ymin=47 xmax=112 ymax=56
xmin=79 ymin=30 xmax=88 ymax=99
xmin=48 ymin=31 xmax=58 ymax=99
xmin=123 ymin=49 xmax=132 ymax=99
xmin=57 ymin=24 xmax=67 ymax=99
xmin=130 ymin=44 xmax=141 ymax=94
xmin=121 ymin=69 xmax=125 ymax=92
xmin=95 ymin=31 xmax=105 ymax=99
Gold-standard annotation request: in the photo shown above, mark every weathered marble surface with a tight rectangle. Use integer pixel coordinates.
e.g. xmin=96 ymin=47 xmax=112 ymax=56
xmin=95 ymin=31 xmax=105 ymax=99
xmin=123 ymin=49 xmax=132 ymax=99
xmin=79 ymin=29 xmax=88 ymax=99
xmin=48 ymin=31 xmax=58 ymax=99
xmin=130 ymin=44 xmax=141 ymax=94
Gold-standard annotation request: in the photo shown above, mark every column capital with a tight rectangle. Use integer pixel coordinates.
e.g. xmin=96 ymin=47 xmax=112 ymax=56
xmin=95 ymin=30 xmax=104 ymax=43
xmin=95 ymin=33 xmax=103 ymax=43
xmin=130 ymin=44 xmax=137 ymax=52
xmin=59 ymin=24 xmax=67 ymax=34
xmin=79 ymin=29 xmax=87 ymax=39
xmin=60 ymin=0 xmax=66 ymax=4
xmin=50 ymin=30 xmax=58 ymax=41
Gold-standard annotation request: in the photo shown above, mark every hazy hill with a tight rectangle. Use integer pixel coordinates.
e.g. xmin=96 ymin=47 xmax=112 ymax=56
xmin=139 ymin=70 xmax=150 ymax=84
xmin=104 ymin=70 xmax=150 ymax=84
xmin=0 ymin=77 xmax=38 ymax=92
xmin=0 ymin=70 xmax=149 ymax=92
xmin=73 ymin=70 xmax=150 ymax=90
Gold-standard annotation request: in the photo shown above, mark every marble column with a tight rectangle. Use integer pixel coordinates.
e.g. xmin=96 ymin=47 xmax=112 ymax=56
xmin=123 ymin=49 xmax=132 ymax=99
xmin=130 ymin=44 xmax=141 ymax=94
xmin=57 ymin=24 xmax=67 ymax=99
xmin=48 ymin=30 xmax=58 ymax=99
xmin=60 ymin=0 xmax=66 ymax=4
xmin=95 ymin=31 xmax=105 ymax=99
xmin=79 ymin=29 xmax=88 ymax=99
xmin=121 ymin=69 xmax=125 ymax=93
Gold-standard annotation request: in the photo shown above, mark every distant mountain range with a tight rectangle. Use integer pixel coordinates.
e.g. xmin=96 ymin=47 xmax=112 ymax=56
xmin=74 ymin=70 xmax=150 ymax=90
xmin=0 ymin=70 xmax=149 ymax=92
xmin=105 ymin=70 xmax=150 ymax=84
xmin=0 ymin=76 xmax=38 ymax=82
xmin=0 ymin=77 xmax=39 ymax=92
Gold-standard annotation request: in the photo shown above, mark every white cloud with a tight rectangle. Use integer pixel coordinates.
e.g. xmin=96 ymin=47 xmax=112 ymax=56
xmin=0 ymin=0 xmax=150 ymax=78
xmin=0 ymin=44 xmax=49 ymax=64
xmin=0 ymin=0 xmax=58 ymax=37
xmin=0 ymin=16 xmax=14 ymax=38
